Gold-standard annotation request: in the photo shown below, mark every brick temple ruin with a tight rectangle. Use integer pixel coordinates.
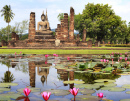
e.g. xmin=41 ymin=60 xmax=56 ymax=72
xmin=8 ymin=7 xmax=92 ymax=47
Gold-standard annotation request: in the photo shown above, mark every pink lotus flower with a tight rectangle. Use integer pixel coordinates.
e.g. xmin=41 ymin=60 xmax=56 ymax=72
xmin=125 ymin=52 xmax=127 ymax=55
xmin=67 ymin=57 xmax=70 ymax=60
xmin=23 ymin=88 xmax=31 ymax=96
xmin=127 ymin=61 xmax=129 ymax=65
xmin=112 ymin=52 xmax=113 ymax=54
xmin=53 ymin=54 xmax=56 ymax=56
xmin=120 ymin=53 xmax=122 ymax=55
xmin=41 ymin=92 xmax=51 ymax=101
xmin=45 ymin=54 xmax=49 ymax=58
xmin=69 ymin=87 xmax=79 ymax=96
xmin=106 ymin=60 xmax=109 ymax=63
xmin=15 ymin=52 xmax=17 ymax=55
xmin=125 ymin=57 xmax=127 ymax=61
xmin=97 ymin=93 xmax=104 ymax=98
xmin=20 ymin=51 xmax=22 ymax=54
xmin=104 ymin=59 xmax=106 ymax=63
xmin=55 ymin=54 xmax=58 ymax=57
xmin=119 ymin=57 xmax=122 ymax=60
xmin=100 ymin=59 xmax=103 ymax=62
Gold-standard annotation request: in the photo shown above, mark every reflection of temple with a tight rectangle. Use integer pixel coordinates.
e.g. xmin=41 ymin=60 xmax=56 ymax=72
xmin=57 ymin=69 xmax=74 ymax=89
xmin=29 ymin=61 xmax=51 ymax=87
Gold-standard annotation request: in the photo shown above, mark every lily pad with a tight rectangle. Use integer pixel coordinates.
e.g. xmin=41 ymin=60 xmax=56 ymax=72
xmin=0 ymin=92 xmax=22 ymax=100
xmin=74 ymin=84 xmax=100 ymax=89
xmin=17 ymin=87 xmax=41 ymax=93
xmin=42 ymin=89 xmax=70 ymax=96
xmin=71 ymin=95 xmax=99 ymax=101
xmin=78 ymin=89 xmax=95 ymax=94
xmin=0 ymin=83 xmax=18 ymax=87
xmin=63 ymin=80 xmax=85 ymax=84
xmin=94 ymin=82 xmax=116 ymax=87
xmin=122 ymin=84 xmax=130 ymax=89
xmin=126 ymin=91 xmax=130 ymax=94
xmin=48 ymin=98 xmax=70 ymax=101
xmin=0 ymin=88 xmax=11 ymax=93
xmin=94 ymin=79 xmax=115 ymax=83
xmin=108 ymin=87 xmax=126 ymax=92
xmin=75 ymin=71 xmax=89 ymax=73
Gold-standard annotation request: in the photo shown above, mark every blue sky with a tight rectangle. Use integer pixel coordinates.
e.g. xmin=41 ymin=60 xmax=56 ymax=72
xmin=0 ymin=0 xmax=130 ymax=31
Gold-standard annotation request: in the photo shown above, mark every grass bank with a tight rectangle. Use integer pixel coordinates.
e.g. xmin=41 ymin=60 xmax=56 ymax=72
xmin=0 ymin=49 xmax=129 ymax=54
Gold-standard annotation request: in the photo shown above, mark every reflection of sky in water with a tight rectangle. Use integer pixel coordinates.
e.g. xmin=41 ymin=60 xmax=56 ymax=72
xmin=0 ymin=56 xmax=130 ymax=100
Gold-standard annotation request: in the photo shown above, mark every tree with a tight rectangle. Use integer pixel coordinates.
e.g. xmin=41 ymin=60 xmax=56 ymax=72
xmin=74 ymin=3 xmax=125 ymax=43
xmin=0 ymin=5 xmax=15 ymax=41
xmin=13 ymin=20 xmax=29 ymax=39
xmin=0 ymin=25 xmax=14 ymax=42
xmin=19 ymin=20 xmax=29 ymax=39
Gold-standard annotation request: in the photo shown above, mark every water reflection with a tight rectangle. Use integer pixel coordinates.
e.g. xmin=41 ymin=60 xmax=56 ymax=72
xmin=0 ymin=54 xmax=130 ymax=100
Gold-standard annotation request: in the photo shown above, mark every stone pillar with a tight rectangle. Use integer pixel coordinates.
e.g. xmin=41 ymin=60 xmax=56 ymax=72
xmin=63 ymin=13 xmax=69 ymax=40
xmin=95 ymin=41 xmax=98 ymax=47
xmin=29 ymin=62 xmax=36 ymax=87
xmin=28 ymin=12 xmax=36 ymax=40
xmin=88 ymin=39 xmax=92 ymax=47
xmin=55 ymin=24 xmax=61 ymax=40
xmin=82 ymin=29 xmax=86 ymax=42
xmin=69 ymin=7 xmax=74 ymax=41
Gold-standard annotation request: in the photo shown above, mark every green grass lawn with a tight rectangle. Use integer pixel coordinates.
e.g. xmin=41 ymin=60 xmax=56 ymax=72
xmin=0 ymin=49 xmax=129 ymax=54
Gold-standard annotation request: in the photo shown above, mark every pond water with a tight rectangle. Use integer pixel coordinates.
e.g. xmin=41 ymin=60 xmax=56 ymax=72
xmin=0 ymin=53 xmax=130 ymax=101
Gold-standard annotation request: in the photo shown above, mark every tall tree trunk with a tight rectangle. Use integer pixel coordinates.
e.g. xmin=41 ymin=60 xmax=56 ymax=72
xmin=8 ymin=23 xmax=9 ymax=42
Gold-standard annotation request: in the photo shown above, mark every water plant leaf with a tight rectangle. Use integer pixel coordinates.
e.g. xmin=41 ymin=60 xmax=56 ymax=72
xmin=94 ymin=82 xmax=116 ymax=87
xmin=78 ymin=89 xmax=95 ymax=94
xmin=0 ymin=93 xmax=22 ymax=100
xmin=48 ymin=98 xmax=71 ymax=101
xmin=42 ymin=89 xmax=70 ymax=96
xmin=0 ymin=83 xmax=18 ymax=87
xmin=108 ymin=87 xmax=126 ymax=92
xmin=94 ymin=79 xmax=115 ymax=83
xmin=122 ymin=84 xmax=130 ymax=89
xmin=125 ymin=91 xmax=130 ymax=94
xmin=74 ymin=84 xmax=100 ymax=89
xmin=17 ymin=87 xmax=41 ymax=92
xmin=63 ymin=80 xmax=85 ymax=84
xmin=0 ymin=88 xmax=11 ymax=93
xmin=71 ymin=95 xmax=99 ymax=101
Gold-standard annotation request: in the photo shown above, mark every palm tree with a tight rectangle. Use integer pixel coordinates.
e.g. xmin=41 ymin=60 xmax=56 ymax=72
xmin=0 ymin=5 xmax=15 ymax=41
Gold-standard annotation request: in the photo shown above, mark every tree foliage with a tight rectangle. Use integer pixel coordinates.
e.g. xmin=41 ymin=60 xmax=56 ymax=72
xmin=0 ymin=5 xmax=15 ymax=41
xmin=57 ymin=3 xmax=129 ymax=44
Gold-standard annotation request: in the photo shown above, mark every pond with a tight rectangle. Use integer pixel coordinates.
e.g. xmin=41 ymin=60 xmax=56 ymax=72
xmin=0 ymin=53 xmax=130 ymax=101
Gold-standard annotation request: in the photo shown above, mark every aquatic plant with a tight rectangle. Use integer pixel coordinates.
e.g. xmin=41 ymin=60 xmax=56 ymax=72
xmin=23 ymin=88 xmax=31 ymax=96
xmin=97 ymin=93 xmax=104 ymax=98
xmin=45 ymin=54 xmax=49 ymax=57
xmin=41 ymin=92 xmax=51 ymax=101
xmin=69 ymin=87 xmax=79 ymax=101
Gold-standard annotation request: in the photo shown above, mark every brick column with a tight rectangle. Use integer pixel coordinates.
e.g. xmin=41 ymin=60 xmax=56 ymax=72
xmin=28 ymin=12 xmax=36 ymax=40
xmin=29 ymin=62 xmax=36 ymax=87
xmin=55 ymin=24 xmax=61 ymax=39
xmin=82 ymin=29 xmax=86 ymax=42
xmin=88 ymin=39 xmax=92 ymax=47
xmin=69 ymin=7 xmax=74 ymax=41
xmin=63 ymin=13 xmax=69 ymax=40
